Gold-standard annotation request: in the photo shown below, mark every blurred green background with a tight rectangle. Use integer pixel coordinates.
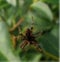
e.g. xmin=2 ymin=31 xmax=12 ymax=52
xmin=0 ymin=0 xmax=59 ymax=62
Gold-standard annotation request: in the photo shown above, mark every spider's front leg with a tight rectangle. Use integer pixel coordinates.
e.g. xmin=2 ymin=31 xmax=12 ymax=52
xmin=11 ymin=35 xmax=17 ymax=49
xmin=20 ymin=40 xmax=30 ymax=50
xmin=11 ymin=35 xmax=21 ymax=49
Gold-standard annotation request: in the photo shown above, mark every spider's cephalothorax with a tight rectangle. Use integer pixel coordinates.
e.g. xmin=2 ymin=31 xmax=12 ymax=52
xmin=20 ymin=27 xmax=42 ymax=52
xmin=25 ymin=28 xmax=35 ymax=43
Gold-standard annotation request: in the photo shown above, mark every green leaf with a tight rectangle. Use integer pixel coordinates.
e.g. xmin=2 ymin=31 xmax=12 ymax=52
xmin=40 ymin=0 xmax=58 ymax=5
xmin=32 ymin=54 xmax=42 ymax=62
xmin=19 ymin=47 xmax=42 ymax=62
xmin=51 ymin=25 xmax=59 ymax=38
xmin=0 ymin=21 xmax=21 ymax=62
xmin=30 ymin=1 xmax=53 ymax=21
xmin=0 ymin=0 xmax=10 ymax=9
xmin=37 ymin=24 xmax=59 ymax=60
xmin=0 ymin=0 xmax=15 ymax=21
xmin=22 ymin=0 xmax=33 ymax=14
xmin=0 ymin=52 xmax=8 ymax=62
xmin=21 ymin=11 xmax=52 ymax=33
xmin=6 ymin=0 xmax=16 ymax=6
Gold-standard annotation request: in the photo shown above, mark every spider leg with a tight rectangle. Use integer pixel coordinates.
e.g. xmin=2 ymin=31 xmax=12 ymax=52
xmin=20 ymin=40 xmax=29 ymax=49
xmin=34 ymin=27 xmax=52 ymax=37
xmin=11 ymin=35 xmax=17 ymax=49
xmin=32 ymin=41 xmax=42 ymax=52
xmin=34 ymin=31 xmax=42 ymax=37
xmin=9 ymin=18 xmax=24 ymax=32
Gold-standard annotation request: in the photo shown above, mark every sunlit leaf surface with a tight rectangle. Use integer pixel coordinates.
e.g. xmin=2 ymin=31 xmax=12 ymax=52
xmin=0 ymin=21 xmax=21 ymax=62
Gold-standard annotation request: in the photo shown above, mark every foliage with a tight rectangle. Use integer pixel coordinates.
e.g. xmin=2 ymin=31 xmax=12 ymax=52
xmin=0 ymin=0 xmax=59 ymax=62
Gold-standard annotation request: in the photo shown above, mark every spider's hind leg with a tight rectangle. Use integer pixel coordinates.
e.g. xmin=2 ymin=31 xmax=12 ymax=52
xmin=32 ymin=41 xmax=42 ymax=52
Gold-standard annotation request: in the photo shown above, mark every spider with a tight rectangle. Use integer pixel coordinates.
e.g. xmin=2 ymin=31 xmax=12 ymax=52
xmin=19 ymin=27 xmax=42 ymax=52
xmin=19 ymin=25 xmax=52 ymax=52
xmin=11 ymin=17 xmax=52 ymax=52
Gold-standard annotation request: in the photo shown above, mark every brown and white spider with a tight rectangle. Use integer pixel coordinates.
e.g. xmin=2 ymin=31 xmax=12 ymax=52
xmin=18 ymin=25 xmax=51 ymax=52
xmin=19 ymin=27 xmax=42 ymax=52
xmin=11 ymin=17 xmax=52 ymax=52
